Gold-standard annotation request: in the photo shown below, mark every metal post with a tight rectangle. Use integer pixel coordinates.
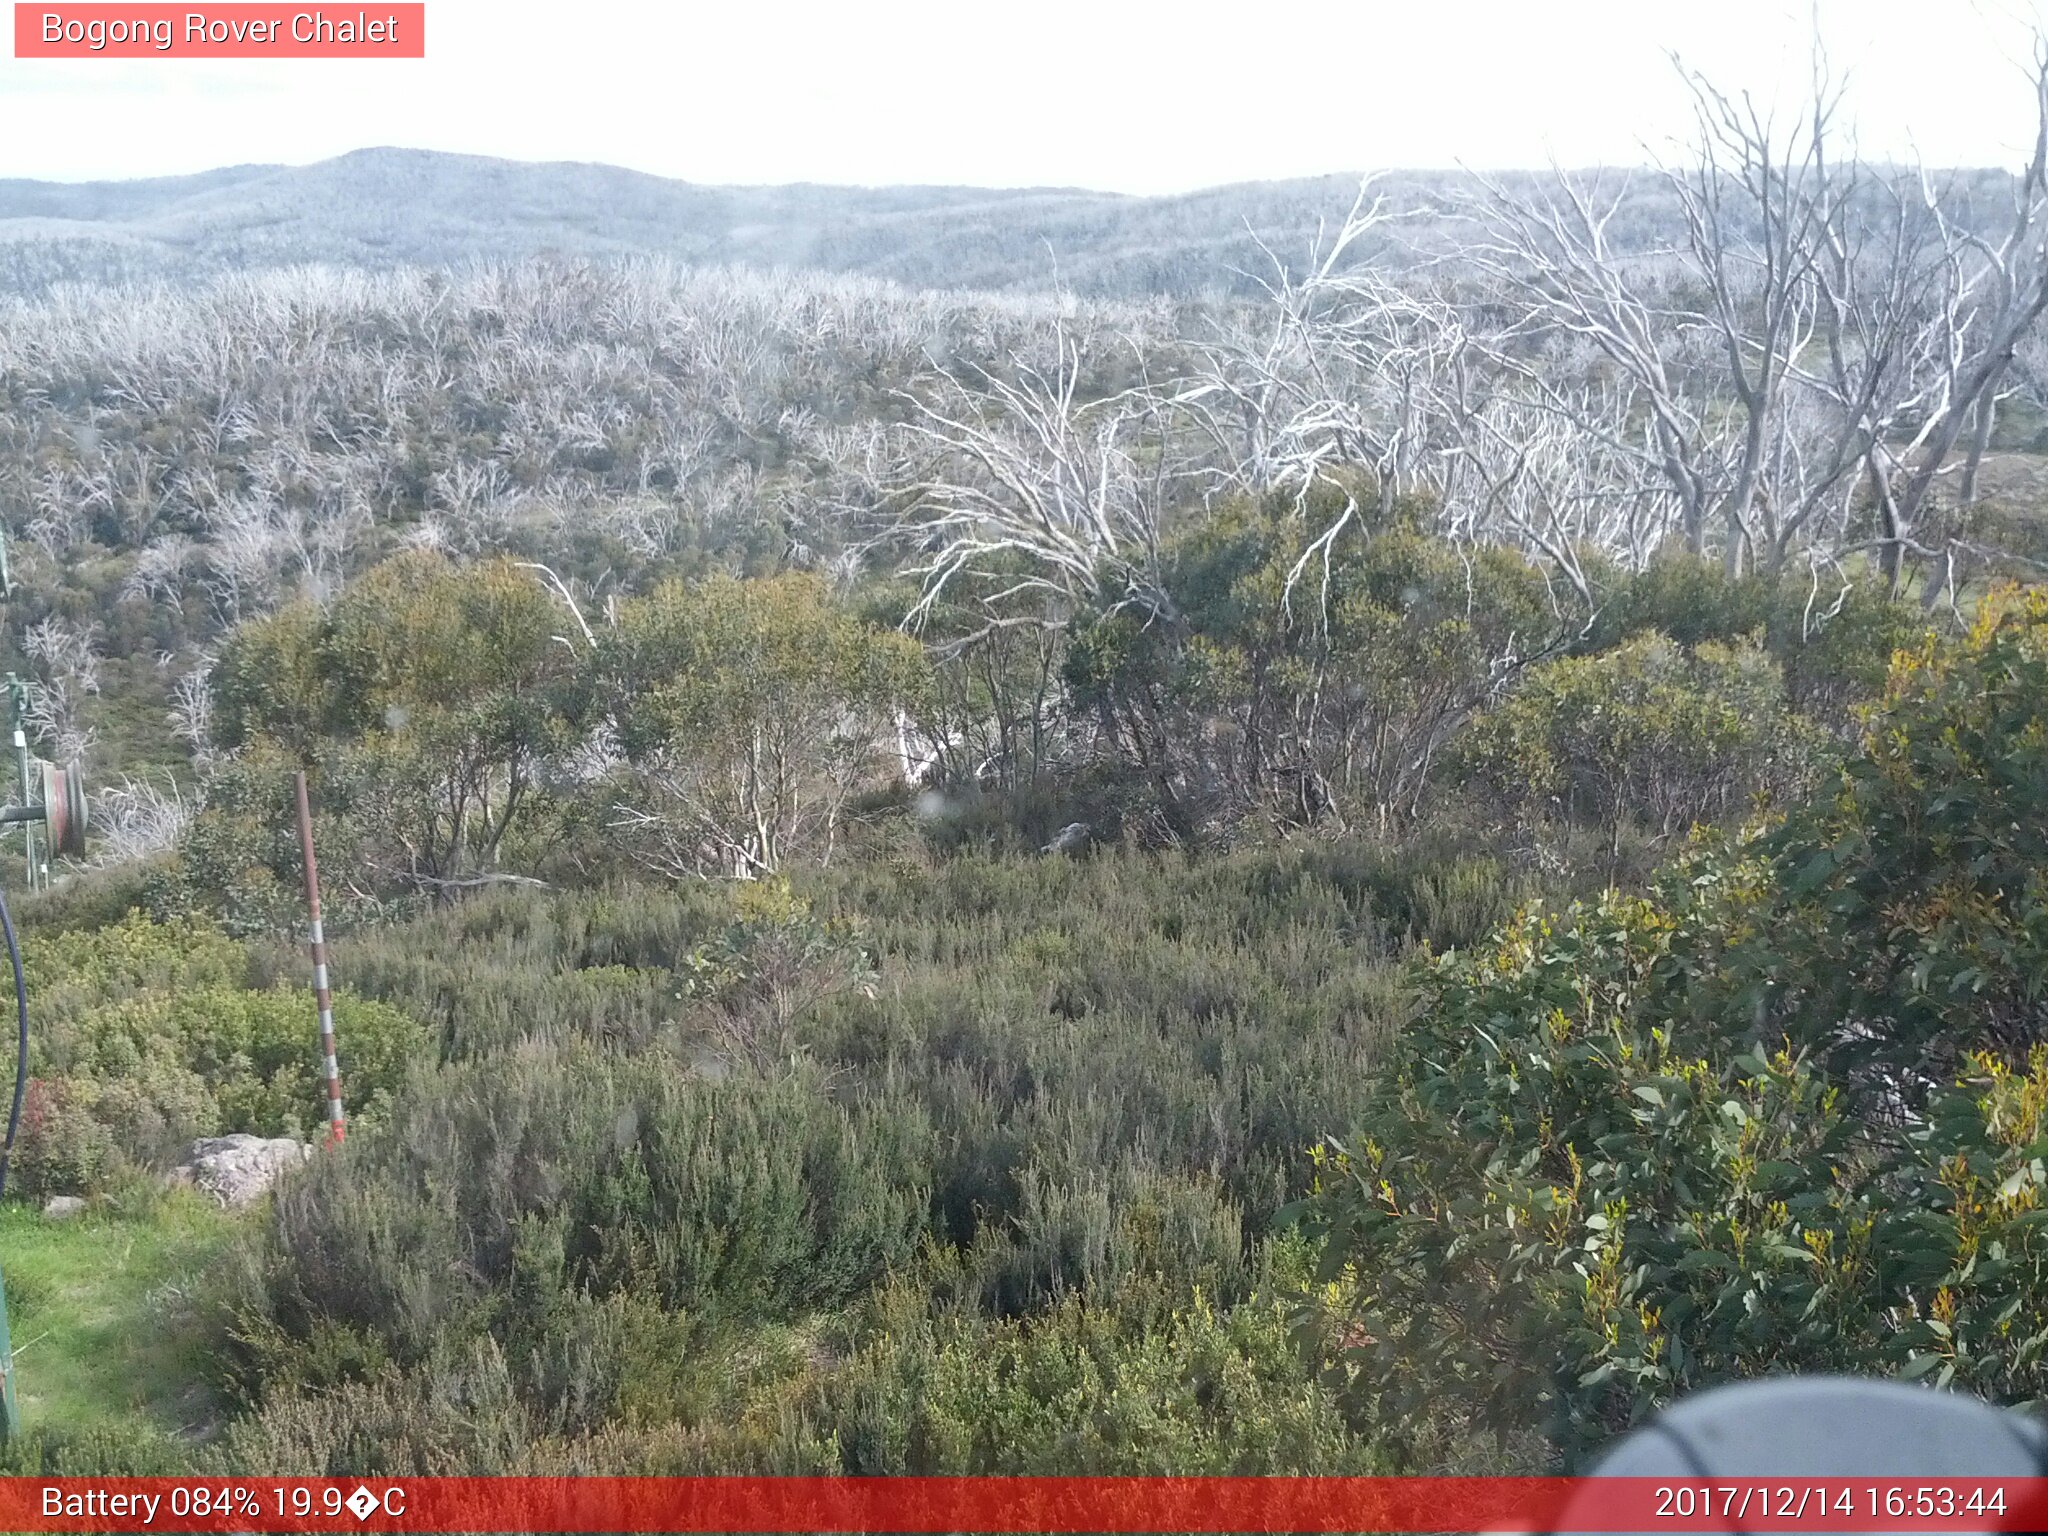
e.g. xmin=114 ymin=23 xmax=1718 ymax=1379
xmin=0 ymin=1265 xmax=16 ymax=1443
xmin=293 ymin=772 xmax=345 ymax=1144
xmin=0 ymin=527 xmax=21 ymax=1440
xmin=0 ymin=533 xmax=29 ymax=896
xmin=5 ymin=680 xmax=34 ymax=893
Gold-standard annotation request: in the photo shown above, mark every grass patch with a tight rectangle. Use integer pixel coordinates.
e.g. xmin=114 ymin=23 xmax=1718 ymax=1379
xmin=0 ymin=1191 xmax=238 ymax=1446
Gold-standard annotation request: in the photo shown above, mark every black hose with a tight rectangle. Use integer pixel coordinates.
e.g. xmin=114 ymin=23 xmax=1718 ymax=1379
xmin=0 ymin=886 xmax=26 ymax=1205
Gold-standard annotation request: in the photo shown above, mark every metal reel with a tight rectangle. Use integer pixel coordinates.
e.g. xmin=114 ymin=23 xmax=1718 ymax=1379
xmin=39 ymin=760 xmax=87 ymax=859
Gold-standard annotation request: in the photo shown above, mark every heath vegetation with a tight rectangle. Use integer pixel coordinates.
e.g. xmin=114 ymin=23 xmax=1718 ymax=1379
xmin=4 ymin=33 xmax=2048 ymax=1477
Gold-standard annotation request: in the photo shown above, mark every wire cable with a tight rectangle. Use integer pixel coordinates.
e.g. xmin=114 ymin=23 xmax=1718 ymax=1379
xmin=0 ymin=886 xmax=27 ymax=1204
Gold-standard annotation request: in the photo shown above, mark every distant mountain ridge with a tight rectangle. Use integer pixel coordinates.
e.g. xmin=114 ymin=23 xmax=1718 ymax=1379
xmin=0 ymin=146 xmax=1381 ymax=296
xmin=0 ymin=147 xmax=2021 ymax=300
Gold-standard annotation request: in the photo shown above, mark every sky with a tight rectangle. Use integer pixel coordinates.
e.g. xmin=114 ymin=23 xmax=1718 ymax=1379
xmin=3 ymin=0 xmax=2046 ymax=192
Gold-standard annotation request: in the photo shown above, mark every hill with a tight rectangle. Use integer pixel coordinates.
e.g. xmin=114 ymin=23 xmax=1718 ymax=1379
xmin=3 ymin=147 xmax=1792 ymax=299
xmin=0 ymin=148 xmax=1387 ymax=295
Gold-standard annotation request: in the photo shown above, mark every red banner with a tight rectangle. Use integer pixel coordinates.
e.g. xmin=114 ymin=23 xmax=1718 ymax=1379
xmin=6 ymin=1477 xmax=2048 ymax=1533
xmin=14 ymin=4 xmax=424 ymax=58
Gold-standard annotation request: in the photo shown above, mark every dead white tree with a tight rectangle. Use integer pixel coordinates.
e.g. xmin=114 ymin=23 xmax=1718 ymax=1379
xmin=1179 ymin=185 xmax=1399 ymax=484
xmin=1176 ymin=182 xmax=1458 ymax=587
xmin=22 ymin=617 xmax=101 ymax=765
xmin=168 ymin=657 xmax=216 ymax=767
xmin=1881 ymin=48 xmax=2048 ymax=604
xmin=1460 ymin=37 xmax=2048 ymax=597
xmin=1461 ymin=167 xmax=1726 ymax=560
xmin=884 ymin=315 xmax=1188 ymax=642
xmin=1430 ymin=370 xmax=1677 ymax=607
xmin=88 ymin=773 xmax=193 ymax=866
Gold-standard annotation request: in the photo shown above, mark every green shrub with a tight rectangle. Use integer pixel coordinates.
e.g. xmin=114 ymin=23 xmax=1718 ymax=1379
xmin=1719 ymin=584 xmax=2048 ymax=1089
xmin=23 ymin=910 xmax=246 ymax=1025
xmin=13 ymin=863 xmax=158 ymax=937
xmin=204 ymin=554 xmax=582 ymax=909
xmin=11 ymin=1077 xmax=123 ymax=1202
xmin=10 ymin=911 xmax=429 ymax=1199
xmin=1586 ymin=552 xmax=1779 ymax=649
xmin=795 ymin=1265 xmax=1381 ymax=1474
xmin=257 ymin=881 xmax=725 ymax=1060
xmin=0 ymin=1420 xmax=192 ymax=1476
xmin=1300 ymin=586 xmax=2048 ymax=1462
xmin=1296 ymin=893 xmax=1867 ymax=1461
xmin=1062 ymin=492 xmax=1563 ymax=833
xmin=602 ymin=572 xmax=930 ymax=877
xmin=174 ymin=987 xmax=425 ymax=1136
xmin=206 ymin=1338 xmax=537 ymax=1476
xmin=147 ymin=748 xmax=376 ymax=937
xmin=679 ymin=877 xmax=878 ymax=1070
xmin=219 ymin=1041 xmax=933 ymax=1397
xmin=1303 ymin=893 xmax=2048 ymax=1462
xmin=1453 ymin=631 xmax=1816 ymax=849
xmin=965 ymin=1164 xmax=1250 ymax=1319
xmin=1774 ymin=583 xmax=1931 ymax=728
xmin=1583 ymin=552 xmax=1930 ymax=735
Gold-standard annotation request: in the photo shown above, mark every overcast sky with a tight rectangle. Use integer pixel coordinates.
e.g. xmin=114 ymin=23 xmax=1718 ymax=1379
xmin=4 ymin=0 xmax=2046 ymax=192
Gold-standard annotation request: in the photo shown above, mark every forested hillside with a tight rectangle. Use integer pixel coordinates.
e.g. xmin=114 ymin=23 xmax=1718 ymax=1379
xmin=4 ymin=41 xmax=2048 ymax=1480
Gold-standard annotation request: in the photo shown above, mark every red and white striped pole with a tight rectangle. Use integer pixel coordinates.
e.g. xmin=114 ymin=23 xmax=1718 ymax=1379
xmin=293 ymin=771 xmax=345 ymax=1144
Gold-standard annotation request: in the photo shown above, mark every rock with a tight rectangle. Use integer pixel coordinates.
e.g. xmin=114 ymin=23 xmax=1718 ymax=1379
xmin=41 ymin=1195 xmax=85 ymax=1219
xmin=1041 ymin=821 xmax=1092 ymax=855
xmin=171 ymin=1134 xmax=313 ymax=1209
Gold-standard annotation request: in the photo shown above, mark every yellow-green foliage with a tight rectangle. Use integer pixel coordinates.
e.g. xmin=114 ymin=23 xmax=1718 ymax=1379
xmin=26 ymin=911 xmax=246 ymax=1018
xmin=1454 ymin=630 xmax=1816 ymax=839
xmin=1723 ymin=582 xmax=2048 ymax=1076
xmin=604 ymin=572 xmax=930 ymax=874
xmin=1302 ymin=587 xmax=2048 ymax=1460
xmin=11 ymin=911 xmax=428 ymax=1200
xmin=1582 ymin=551 xmax=1932 ymax=730
xmin=746 ymin=1262 xmax=1382 ymax=1475
xmin=191 ymin=552 xmax=581 ymax=916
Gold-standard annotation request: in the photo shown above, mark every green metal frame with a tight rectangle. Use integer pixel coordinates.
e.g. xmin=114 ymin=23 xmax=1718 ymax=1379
xmin=1 ymin=529 xmax=22 ymax=1440
xmin=1 ymin=531 xmax=35 ymax=895
xmin=0 ymin=1257 xmax=15 ymax=1442
xmin=0 ymin=524 xmax=12 ymax=1442
xmin=5 ymin=677 xmax=34 ymax=896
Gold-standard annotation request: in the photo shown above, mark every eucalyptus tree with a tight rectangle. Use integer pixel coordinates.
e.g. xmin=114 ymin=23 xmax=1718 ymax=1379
xmin=602 ymin=572 xmax=930 ymax=878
